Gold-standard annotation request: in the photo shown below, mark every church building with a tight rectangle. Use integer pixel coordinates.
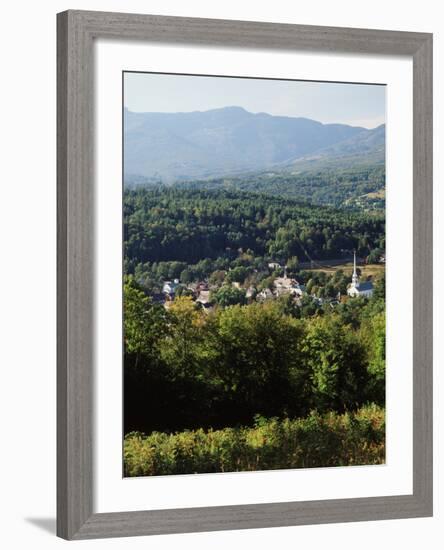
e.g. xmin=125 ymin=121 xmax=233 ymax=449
xmin=347 ymin=251 xmax=374 ymax=298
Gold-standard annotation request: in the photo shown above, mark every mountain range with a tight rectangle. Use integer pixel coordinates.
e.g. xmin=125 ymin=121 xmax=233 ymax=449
xmin=124 ymin=106 xmax=385 ymax=182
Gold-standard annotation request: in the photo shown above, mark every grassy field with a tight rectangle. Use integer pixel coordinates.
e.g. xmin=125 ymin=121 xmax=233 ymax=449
xmin=364 ymin=189 xmax=385 ymax=199
xmin=304 ymin=262 xmax=385 ymax=279
xmin=124 ymin=405 xmax=385 ymax=477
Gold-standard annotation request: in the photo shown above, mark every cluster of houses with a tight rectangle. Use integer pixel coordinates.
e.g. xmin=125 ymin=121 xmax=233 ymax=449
xmin=159 ymin=252 xmax=373 ymax=310
xmin=161 ymin=279 xmax=213 ymax=308
xmin=256 ymin=275 xmax=306 ymax=302
xmin=161 ymin=273 xmax=308 ymax=308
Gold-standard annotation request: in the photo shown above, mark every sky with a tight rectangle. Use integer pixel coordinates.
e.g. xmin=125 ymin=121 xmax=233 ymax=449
xmin=124 ymin=72 xmax=386 ymax=129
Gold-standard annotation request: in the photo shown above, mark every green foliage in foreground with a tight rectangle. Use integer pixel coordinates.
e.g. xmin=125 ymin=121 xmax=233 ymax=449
xmin=124 ymin=405 xmax=385 ymax=476
xmin=124 ymin=276 xmax=385 ymax=433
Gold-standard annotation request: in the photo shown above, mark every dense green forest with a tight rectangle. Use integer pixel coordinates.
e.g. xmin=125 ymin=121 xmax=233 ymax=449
xmin=183 ymin=165 xmax=385 ymax=209
xmin=129 ymin=164 xmax=385 ymax=210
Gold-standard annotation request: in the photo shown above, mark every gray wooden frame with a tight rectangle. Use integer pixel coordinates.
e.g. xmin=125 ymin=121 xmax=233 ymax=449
xmin=57 ymin=9 xmax=433 ymax=540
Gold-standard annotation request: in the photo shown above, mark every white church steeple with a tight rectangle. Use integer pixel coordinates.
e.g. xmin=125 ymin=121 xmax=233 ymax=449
xmin=352 ymin=250 xmax=359 ymax=288
xmin=347 ymin=250 xmax=374 ymax=298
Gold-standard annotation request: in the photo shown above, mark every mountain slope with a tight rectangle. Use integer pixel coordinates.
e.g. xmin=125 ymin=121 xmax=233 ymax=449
xmin=124 ymin=106 xmax=384 ymax=182
xmin=282 ymin=124 xmax=385 ymax=172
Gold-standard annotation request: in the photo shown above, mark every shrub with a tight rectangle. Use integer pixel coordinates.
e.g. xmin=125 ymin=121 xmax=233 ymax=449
xmin=124 ymin=404 xmax=385 ymax=476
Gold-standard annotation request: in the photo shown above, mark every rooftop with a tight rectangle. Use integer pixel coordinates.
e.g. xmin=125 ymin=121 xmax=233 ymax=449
xmin=357 ymin=281 xmax=374 ymax=291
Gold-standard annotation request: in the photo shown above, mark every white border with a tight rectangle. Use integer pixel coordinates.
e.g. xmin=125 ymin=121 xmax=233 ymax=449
xmin=94 ymin=39 xmax=413 ymax=514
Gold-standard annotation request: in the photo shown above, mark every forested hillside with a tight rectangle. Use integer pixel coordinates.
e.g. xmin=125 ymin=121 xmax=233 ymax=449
xmin=179 ymin=164 xmax=385 ymax=210
xmin=124 ymin=187 xmax=385 ymax=293
xmin=123 ymin=184 xmax=386 ymax=476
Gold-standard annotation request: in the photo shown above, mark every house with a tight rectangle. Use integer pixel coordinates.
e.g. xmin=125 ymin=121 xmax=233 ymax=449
xmin=196 ymin=290 xmax=212 ymax=307
xmin=295 ymin=284 xmax=306 ymax=297
xmin=347 ymin=252 xmax=374 ymax=298
xmin=273 ymin=276 xmax=305 ymax=297
xmin=268 ymin=262 xmax=281 ymax=271
xmin=245 ymin=286 xmax=256 ymax=299
xmin=257 ymin=288 xmax=274 ymax=301
xmin=162 ymin=279 xmax=180 ymax=297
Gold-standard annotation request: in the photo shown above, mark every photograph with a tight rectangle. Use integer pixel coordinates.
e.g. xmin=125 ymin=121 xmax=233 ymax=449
xmin=122 ymin=71 xmax=386 ymax=477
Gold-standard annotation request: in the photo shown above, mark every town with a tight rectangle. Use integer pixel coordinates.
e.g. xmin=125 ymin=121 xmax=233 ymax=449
xmin=156 ymin=251 xmax=381 ymax=313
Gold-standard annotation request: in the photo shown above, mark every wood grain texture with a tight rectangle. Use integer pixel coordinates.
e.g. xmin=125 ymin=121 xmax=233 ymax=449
xmin=72 ymin=494 xmax=429 ymax=540
xmin=57 ymin=10 xmax=94 ymax=540
xmin=57 ymin=10 xmax=433 ymax=540
xmin=56 ymin=10 xmax=68 ymax=539
xmin=72 ymin=9 xmax=429 ymax=54
xmin=412 ymin=35 xmax=433 ymax=512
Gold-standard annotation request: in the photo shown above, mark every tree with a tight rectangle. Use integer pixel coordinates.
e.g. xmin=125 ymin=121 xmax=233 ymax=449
xmin=367 ymin=247 xmax=383 ymax=264
xmin=209 ymin=270 xmax=226 ymax=286
xmin=175 ymin=284 xmax=194 ymax=297
xmin=123 ymin=276 xmax=167 ymax=365
xmin=286 ymin=255 xmax=299 ymax=273
xmin=179 ymin=269 xmax=192 ymax=284
xmin=159 ymin=296 xmax=206 ymax=379
xmin=301 ymin=315 xmax=369 ymax=411
xmin=123 ymin=276 xmax=170 ymax=434
xmin=298 ymin=295 xmax=321 ymax=318
xmin=373 ymin=273 xmax=386 ymax=300
xmin=360 ymin=311 xmax=385 ymax=403
xmin=211 ymin=302 xmax=306 ymax=419
xmin=212 ymin=285 xmax=247 ymax=307
xmin=305 ymin=278 xmax=314 ymax=295
xmin=225 ymin=266 xmax=248 ymax=284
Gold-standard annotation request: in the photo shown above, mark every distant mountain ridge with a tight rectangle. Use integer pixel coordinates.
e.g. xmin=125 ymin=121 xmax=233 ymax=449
xmin=124 ymin=106 xmax=385 ymax=182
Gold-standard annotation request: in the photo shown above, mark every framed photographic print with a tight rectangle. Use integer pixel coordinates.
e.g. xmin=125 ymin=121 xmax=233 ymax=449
xmin=57 ymin=10 xmax=433 ymax=540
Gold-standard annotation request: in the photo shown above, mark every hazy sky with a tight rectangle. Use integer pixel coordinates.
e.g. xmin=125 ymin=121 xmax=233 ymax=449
xmin=124 ymin=72 xmax=385 ymax=129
